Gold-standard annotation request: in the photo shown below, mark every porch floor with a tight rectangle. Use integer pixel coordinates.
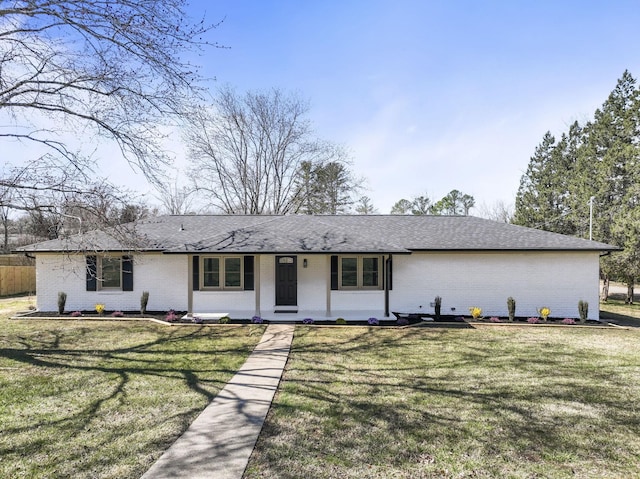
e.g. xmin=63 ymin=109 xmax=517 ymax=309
xmin=187 ymin=310 xmax=396 ymax=323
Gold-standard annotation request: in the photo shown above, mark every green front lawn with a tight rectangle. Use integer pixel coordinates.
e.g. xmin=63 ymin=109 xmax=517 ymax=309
xmin=246 ymin=325 xmax=640 ymax=479
xmin=0 ymin=315 xmax=265 ymax=478
xmin=600 ymin=299 xmax=640 ymax=327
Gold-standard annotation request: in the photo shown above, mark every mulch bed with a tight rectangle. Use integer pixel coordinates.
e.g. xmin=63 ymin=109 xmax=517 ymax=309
xmin=12 ymin=311 xmax=606 ymax=326
xmin=12 ymin=311 xmax=419 ymax=326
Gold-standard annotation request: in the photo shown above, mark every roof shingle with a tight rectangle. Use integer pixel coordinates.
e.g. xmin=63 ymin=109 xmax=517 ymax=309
xmin=17 ymin=215 xmax=618 ymax=254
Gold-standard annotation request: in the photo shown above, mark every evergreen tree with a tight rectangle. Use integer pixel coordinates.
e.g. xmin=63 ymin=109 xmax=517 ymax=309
xmin=514 ymin=70 xmax=640 ymax=299
xmin=319 ymin=162 xmax=356 ymax=214
xmin=292 ymin=160 xmax=360 ymax=214
xmin=513 ymin=132 xmax=561 ymax=230
xmin=411 ymin=195 xmax=432 ymax=215
xmin=293 ymin=161 xmax=324 ymax=215
xmin=430 ymin=189 xmax=475 ymax=215
xmin=390 ymin=199 xmax=413 ymax=214
xmin=355 ymin=196 xmax=377 ymax=214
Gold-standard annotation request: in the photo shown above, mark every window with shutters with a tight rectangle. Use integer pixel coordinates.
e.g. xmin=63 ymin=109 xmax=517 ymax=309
xmin=87 ymin=256 xmax=133 ymax=292
xmin=339 ymin=256 xmax=382 ymax=289
xmin=201 ymin=256 xmax=243 ymax=290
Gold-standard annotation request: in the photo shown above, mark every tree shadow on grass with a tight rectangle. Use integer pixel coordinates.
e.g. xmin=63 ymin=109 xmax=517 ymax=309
xmin=248 ymin=326 xmax=640 ymax=478
xmin=0 ymin=322 xmax=265 ymax=478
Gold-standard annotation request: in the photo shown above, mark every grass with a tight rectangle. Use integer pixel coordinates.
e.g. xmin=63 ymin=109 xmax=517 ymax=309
xmin=245 ymin=325 xmax=640 ymax=479
xmin=0 ymin=297 xmax=265 ymax=479
xmin=600 ymin=299 xmax=640 ymax=326
xmin=0 ymin=294 xmax=36 ymax=315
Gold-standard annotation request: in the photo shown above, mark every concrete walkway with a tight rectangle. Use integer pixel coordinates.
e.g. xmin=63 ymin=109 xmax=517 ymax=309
xmin=141 ymin=324 xmax=294 ymax=479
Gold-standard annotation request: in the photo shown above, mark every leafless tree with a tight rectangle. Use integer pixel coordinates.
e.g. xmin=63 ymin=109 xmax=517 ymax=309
xmin=153 ymin=178 xmax=196 ymax=215
xmin=476 ymin=200 xmax=514 ymax=223
xmin=1 ymin=1 xmax=218 ymax=239
xmin=186 ymin=86 xmax=353 ymax=214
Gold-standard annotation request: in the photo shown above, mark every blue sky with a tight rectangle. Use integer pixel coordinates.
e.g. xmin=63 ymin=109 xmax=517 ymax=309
xmin=182 ymin=0 xmax=640 ymax=213
xmin=6 ymin=1 xmax=638 ymax=215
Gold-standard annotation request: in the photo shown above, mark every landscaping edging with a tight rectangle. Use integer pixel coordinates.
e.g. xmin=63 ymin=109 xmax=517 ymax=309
xmin=10 ymin=311 xmax=618 ymax=329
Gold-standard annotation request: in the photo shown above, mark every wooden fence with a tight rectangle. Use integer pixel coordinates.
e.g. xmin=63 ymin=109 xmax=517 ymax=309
xmin=0 ymin=266 xmax=36 ymax=296
xmin=0 ymin=254 xmax=34 ymax=266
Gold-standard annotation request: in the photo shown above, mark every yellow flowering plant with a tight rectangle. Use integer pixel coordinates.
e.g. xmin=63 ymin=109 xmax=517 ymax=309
xmin=539 ymin=307 xmax=551 ymax=321
xmin=95 ymin=303 xmax=106 ymax=315
xmin=469 ymin=306 xmax=482 ymax=319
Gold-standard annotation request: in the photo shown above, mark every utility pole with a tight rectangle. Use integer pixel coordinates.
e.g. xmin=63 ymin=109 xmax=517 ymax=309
xmin=589 ymin=196 xmax=595 ymax=241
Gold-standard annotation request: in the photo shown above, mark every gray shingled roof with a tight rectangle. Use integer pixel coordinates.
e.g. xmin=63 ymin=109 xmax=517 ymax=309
xmin=17 ymin=215 xmax=617 ymax=254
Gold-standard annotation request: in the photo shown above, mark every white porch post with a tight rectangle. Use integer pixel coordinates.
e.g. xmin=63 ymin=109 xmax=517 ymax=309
xmin=187 ymin=254 xmax=193 ymax=315
xmin=255 ymin=255 xmax=261 ymax=316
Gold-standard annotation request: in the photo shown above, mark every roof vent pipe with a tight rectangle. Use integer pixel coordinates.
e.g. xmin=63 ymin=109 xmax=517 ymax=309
xmin=179 ymin=224 xmax=185 ymax=231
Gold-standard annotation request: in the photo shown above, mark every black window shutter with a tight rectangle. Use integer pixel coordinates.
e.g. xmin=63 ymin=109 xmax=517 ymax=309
xmin=86 ymin=256 xmax=97 ymax=291
xmin=122 ymin=256 xmax=134 ymax=291
xmin=244 ymin=256 xmax=255 ymax=291
xmin=330 ymin=255 xmax=339 ymax=290
xmin=192 ymin=255 xmax=200 ymax=291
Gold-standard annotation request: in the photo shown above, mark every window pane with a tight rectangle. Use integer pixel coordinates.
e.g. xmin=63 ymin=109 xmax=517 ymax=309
xmin=362 ymin=257 xmax=379 ymax=287
xmin=341 ymin=257 xmax=358 ymax=287
xmin=203 ymin=257 xmax=220 ymax=287
xmin=225 ymin=257 xmax=242 ymax=287
xmin=102 ymin=257 xmax=121 ymax=288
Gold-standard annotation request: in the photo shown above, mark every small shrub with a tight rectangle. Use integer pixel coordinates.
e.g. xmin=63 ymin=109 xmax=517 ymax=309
xmin=527 ymin=317 xmax=541 ymax=324
xmin=70 ymin=311 xmax=82 ymax=317
xmin=578 ymin=300 xmax=589 ymax=323
xmin=165 ymin=309 xmax=178 ymax=322
xmin=489 ymin=317 xmax=501 ymax=322
xmin=140 ymin=291 xmax=149 ymax=315
xmin=302 ymin=318 xmax=314 ymax=324
xmin=562 ymin=318 xmax=576 ymax=325
xmin=434 ymin=296 xmax=442 ymax=320
xmin=469 ymin=306 xmax=482 ymax=319
xmin=57 ymin=292 xmax=67 ymax=315
xmin=507 ymin=296 xmax=516 ymax=322
xmin=335 ymin=317 xmax=347 ymax=325
xmin=95 ymin=303 xmax=105 ymax=315
xmin=397 ymin=318 xmax=409 ymax=326
xmin=368 ymin=317 xmax=379 ymax=325
xmin=538 ymin=306 xmax=551 ymax=321
xmin=219 ymin=316 xmax=231 ymax=324
xmin=251 ymin=316 xmax=264 ymax=324
xmin=111 ymin=311 xmax=124 ymax=317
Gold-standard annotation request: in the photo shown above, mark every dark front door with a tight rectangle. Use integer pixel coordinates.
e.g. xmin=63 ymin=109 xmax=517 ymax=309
xmin=275 ymin=256 xmax=297 ymax=306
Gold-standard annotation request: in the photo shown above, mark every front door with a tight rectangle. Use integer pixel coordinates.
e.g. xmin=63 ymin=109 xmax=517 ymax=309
xmin=275 ymin=256 xmax=297 ymax=306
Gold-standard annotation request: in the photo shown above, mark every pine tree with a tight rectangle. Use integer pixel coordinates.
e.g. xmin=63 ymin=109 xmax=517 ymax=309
xmin=514 ymin=132 xmax=562 ymax=230
xmin=515 ymin=70 xmax=640 ymax=299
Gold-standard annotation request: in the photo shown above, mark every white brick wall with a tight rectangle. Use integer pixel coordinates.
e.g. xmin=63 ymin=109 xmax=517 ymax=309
xmin=193 ymin=291 xmax=255 ymax=317
xmin=36 ymin=250 xmax=601 ymax=320
xmin=390 ymin=251 xmax=600 ymax=320
xmin=257 ymin=255 xmax=329 ymax=312
xmin=36 ymin=253 xmax=187 ymax=312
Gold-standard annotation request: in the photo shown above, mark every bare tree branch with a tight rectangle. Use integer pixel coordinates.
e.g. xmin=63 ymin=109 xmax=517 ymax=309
xmin=186 ymin=86 xmax=360 ymax=214
xmin=1 ymin=2 xmax=218 ymax=172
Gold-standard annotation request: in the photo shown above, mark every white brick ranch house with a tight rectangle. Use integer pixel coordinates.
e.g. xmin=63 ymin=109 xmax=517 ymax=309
xmin=19 ymin=215 xmax=616 ymax=321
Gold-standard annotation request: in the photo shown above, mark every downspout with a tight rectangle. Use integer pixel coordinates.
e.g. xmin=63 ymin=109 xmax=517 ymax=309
xmin=326 ymin=255 xmax=332 ymax=317
xmin=384 ymin=254 xmax=392 ymax=317
xmin=187 ymin=254 xmax=193 ymax=316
